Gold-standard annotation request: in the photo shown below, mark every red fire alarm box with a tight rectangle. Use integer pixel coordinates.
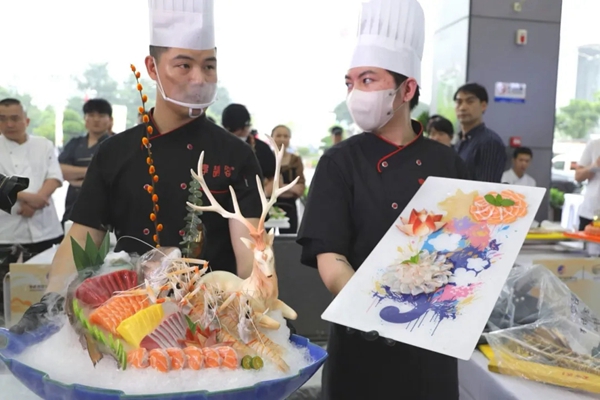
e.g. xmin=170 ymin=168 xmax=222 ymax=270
xmin=516 ymin=29 xmax=527 ymax=45
xmin=509 ymin=136 xmax=522 ymax=147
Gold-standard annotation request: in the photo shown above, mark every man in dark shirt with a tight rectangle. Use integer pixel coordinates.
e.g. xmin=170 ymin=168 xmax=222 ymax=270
xmin=41 ymin=0 xmax=262 ymax=296
xmin=221 ymin=103 xmax=276 ymax=195
xmin=59 ymin=99 xmax=112 ymax=224
xmin=455 ymin=83 xmax=506 ymax=182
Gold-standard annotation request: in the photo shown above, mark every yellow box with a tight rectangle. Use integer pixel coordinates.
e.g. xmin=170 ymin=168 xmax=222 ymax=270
xmin=8 ymin=263 xmax=52 ymax=327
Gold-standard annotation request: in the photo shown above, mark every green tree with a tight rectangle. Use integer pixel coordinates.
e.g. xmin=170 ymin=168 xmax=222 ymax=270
xmin=63 ymin=109 xmax=85 ymax=144
xmin=33 ymin=106 xmax=56 ymax=142
xmin=555 ymin=98 xmax=600 ymax=139
xmin=118 ymin=74 xmax=156 ymax=128
xmin=333 ymin=101 xmax=352 ymax=125
xmin=74 ymin=63 xmax=120 ymax=104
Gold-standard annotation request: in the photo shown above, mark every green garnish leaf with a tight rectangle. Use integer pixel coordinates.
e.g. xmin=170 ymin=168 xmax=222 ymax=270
xmin=484 ymin=194 xmax=498 ymax=206
xmin=97 ymin=234 xmax=111 ymax=264
xmin=185 ymin=315 xmax=197 ymax=333
xmin=71 ymin=237 xmax=90 ymax=272
xmin=500 ymin=199 xmax=515 ymax=207
xmin=495 ymin=194 xmax=502 ymax=203
xmin=84 ymin=234 xmax=99 ymax=267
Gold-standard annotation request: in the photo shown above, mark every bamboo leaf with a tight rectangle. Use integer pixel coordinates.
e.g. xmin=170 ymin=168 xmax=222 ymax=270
xmin=98 ymin=233 xmax=111 ymax=263
xmin=84 ymin=234 xmax=99 ymax=266
xmin=71 ymin=237 xmax=90 ymax=272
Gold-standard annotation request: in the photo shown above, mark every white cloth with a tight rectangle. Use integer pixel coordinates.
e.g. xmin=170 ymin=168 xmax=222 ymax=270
xmin=578 ymin=138 xmax=600 ymax=220
xmin=501 ymin=169 xmax=536 ymax=187
xmin=149 ymin=0 xmax=215 ymax=51
xmin=0 ymin=134 xmax=63 ymax=244
xmin=350 ymin=0 xmax=425 ymax=84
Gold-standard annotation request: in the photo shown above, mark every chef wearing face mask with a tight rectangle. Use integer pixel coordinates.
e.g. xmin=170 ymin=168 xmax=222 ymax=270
xmin=35 ymin=0 xmax=263 ymax=302
xmin=297 ymin=0 xmax=468 ymax=398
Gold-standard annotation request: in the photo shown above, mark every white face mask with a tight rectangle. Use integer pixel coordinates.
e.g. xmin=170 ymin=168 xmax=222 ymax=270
xmin=153 ymin=58 xmax=218 ymax=118
xmin=346 ymin=87 xmax=402 ymax=132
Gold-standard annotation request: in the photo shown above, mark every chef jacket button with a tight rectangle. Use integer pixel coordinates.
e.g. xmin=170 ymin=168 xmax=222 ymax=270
xmin=180 ymin=183 xmax=187 ymax=190
xmin=416 ymin=159 xmax=422 ymax=166
xmin=381 ymin=161 xmax=388 ymax=168
xmin=143 ymin=228 xmax=150 ymax=235
xmin=391 ymin=202 xmax=398 ymax=209
xmin=179 ymin=230 xmax=186 ymax=237
xmin=187 ymin=144 xmax=193 ymax=150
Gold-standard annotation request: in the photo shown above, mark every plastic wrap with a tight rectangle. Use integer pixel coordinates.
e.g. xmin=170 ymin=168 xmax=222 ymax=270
xmin=484 ymin=264 xmax=600 ymax=393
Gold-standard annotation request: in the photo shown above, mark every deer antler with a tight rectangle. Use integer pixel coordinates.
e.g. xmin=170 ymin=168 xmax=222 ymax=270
xmin=255 ymin=136 xmax=300 ymax=231
xmin=188 ymin=152 xmax=257 ymax=235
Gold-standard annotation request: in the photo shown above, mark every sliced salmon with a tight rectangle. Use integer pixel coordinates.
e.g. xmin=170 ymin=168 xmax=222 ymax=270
xmin=217 ymin=346 xmax=238 ymax=370
xmin=183 ymin=346 xmax=204 ymax=370
xmin=148 ymin=349 xmax=170 ymax=372
xmin=127 ymin=348 xmax=149 ymax=369
xmin=89 ymin=295 xmax=148 ymax=334
xmin=165 ymin=348 xmax=186 ymax=370
xmin=202 ymin=347 xmax=221 ymax=368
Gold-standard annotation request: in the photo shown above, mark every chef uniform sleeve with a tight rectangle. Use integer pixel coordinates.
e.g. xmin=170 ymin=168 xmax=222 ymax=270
xmin=68 ymin=145 xmax=110 ymax=231
xmin=297 ymin=155 xmax=352 ymax=268
xmin=233 ymin=150 xmax=264 ymax=218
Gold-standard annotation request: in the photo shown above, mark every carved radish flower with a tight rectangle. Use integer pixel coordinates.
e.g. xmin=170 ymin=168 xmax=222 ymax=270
xmin=397 ymin=209 xmax=445 ymax=237
xmin=382 ymin=251 xmax=453 ymax=296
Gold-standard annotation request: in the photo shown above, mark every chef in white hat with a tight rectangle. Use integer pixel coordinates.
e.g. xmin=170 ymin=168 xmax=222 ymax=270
xmin=29 ymin=0 xmax=265 ymax=311
xmin=297 ymin=0 xmax=468 ymax=398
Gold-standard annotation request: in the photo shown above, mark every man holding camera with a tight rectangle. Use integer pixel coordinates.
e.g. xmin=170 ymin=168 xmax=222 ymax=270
xmin=0 ymin=98 xmax=64 ymax=320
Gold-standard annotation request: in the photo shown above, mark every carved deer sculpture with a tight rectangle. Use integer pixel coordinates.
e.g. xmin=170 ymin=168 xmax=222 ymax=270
xmin=187 ymin=136 xmax=299 ymax=326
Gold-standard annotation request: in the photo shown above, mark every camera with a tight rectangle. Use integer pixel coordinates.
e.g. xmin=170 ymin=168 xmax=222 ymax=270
xmin=0 ymin=174 xmax=29 ymax=214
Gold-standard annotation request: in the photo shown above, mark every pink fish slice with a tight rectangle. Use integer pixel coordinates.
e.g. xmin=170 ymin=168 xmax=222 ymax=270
xmin=140 ymin=312 xmax=187 ymax=350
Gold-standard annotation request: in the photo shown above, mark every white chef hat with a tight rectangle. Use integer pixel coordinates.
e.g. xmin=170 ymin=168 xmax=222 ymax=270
xmin=350 ymin=0 xmax=425 ymax=84
xmin=148 ymin=0 xmax=215 ymax=51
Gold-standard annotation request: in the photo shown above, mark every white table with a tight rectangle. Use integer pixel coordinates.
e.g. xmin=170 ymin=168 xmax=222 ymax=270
xmin=459 ymin=351 xmax=600 ymax=400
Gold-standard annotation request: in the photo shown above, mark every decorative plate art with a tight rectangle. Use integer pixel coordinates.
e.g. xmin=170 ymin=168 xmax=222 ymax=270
xmin=321 ymin=177 xmax=546 ymax=360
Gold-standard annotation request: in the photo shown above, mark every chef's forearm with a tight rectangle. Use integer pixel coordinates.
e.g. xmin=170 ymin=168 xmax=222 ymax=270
xmin=575 ymin=166 xmax=594 ymax=183
xmin=317 ymin=253 xmax=355 ymax=296
xmin=46 ymin=223 xmax=106 ymax=294
xmin=60 ymin=164 xmax=87 ymax=181
xmin=38 ymin=179 xmax=62 ymax=200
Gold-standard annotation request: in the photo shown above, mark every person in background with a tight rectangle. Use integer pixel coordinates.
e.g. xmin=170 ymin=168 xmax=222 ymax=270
xmin=501 ymin=147 xmax=536 ymax=187
xmin=107 ymin=116 xmax=116 ymax=136
xmin=455 ymin=83 xmax=506 ymax=182
xmin=330 ymin=125 xmax=344 ymax=145
xmin=222 ymin=103 xmax=276 ymax=195
xmin=426 ymin=115 xmax=453 ymax=147
xmin=59 ymin=99 xmax=112 ymax=225
xmin=0 ymin=98 xmax=64 ymax=316
xmin=575 ymin=138 xmax=600 ymax=230
xmin=297 ymin=0 xmax=467 ymax=397
xmin=270 ymin=124 xmax=306 ymax=233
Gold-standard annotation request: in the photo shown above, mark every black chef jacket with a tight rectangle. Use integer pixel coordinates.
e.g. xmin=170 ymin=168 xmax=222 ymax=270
xmin=70 ymin=112 xmax=263 ymax=274
xmin=297 ymin=121 xmax=469 ymax=400
xmin=58 ymin=133 xmax=108 ymax=223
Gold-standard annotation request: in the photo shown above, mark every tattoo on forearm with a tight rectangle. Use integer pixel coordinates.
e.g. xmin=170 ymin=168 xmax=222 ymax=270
xmin=336 ymin=257 xmax=352 ymax=268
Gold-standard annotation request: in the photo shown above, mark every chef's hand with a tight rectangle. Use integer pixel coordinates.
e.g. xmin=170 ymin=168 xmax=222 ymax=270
xmin=18 ymin=202 xmax=36 ymax=218
xmin=20 ymin=192 xmax=49 ymax=210
xmin=346 ymin=327 xmax=397 ymax=346
xmin=9 ymin=292 xmax=65 ymax=335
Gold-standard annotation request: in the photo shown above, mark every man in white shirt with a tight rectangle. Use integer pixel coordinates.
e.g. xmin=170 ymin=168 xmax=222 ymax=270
xmin=575 ymin=138 xmax=600 ymax=230
xmin=0 ymin=98 xmax=64 ymax=264
xmin=502 ymin=147 xmax=537 ymax=187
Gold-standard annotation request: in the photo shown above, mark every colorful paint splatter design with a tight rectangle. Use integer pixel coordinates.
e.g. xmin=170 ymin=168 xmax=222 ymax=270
xmin=371 ymin=189 xmax=527 ymax=334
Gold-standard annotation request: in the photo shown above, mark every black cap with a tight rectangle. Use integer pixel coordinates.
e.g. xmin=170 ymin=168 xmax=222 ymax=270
xmin=330 ymin=126 xmax=343 ymax=136
xmin=222 ymin=104 xmax=251 ymax=132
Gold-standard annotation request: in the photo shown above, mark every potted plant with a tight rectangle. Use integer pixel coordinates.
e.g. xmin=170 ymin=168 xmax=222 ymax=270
xmin=549 ymin=188 xmax=565 ymax=222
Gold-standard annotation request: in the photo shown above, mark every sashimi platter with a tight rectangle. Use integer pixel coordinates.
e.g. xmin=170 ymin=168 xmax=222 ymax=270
xmin=0 ymin=121 xmax=327 ymax=400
